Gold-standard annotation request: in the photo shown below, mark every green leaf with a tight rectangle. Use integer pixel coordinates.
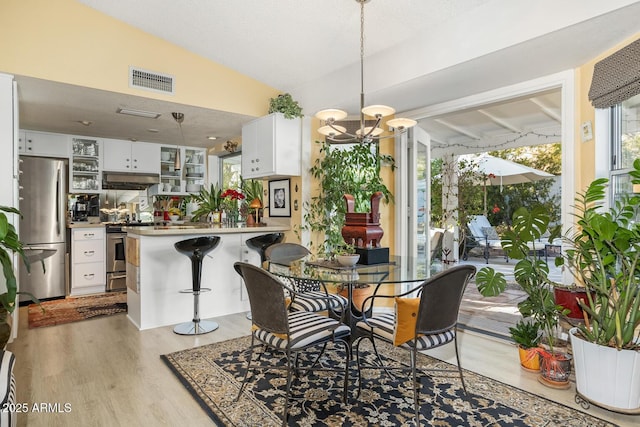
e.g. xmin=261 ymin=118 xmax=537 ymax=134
xmin=475 ymin=267 xmax=507 ymax=297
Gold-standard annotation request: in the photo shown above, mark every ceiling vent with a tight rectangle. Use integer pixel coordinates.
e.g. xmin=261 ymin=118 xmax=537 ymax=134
xmin=129 ymin=66 xmax=174 ymax=95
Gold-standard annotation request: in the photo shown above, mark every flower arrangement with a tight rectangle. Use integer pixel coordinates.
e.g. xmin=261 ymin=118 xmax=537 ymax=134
xmin=221 ymin=188 xmax=245 ymax=221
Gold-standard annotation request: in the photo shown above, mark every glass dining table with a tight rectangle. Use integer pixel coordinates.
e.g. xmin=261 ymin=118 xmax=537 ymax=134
xmin=267 ymin=255 xmax=432 ymax=332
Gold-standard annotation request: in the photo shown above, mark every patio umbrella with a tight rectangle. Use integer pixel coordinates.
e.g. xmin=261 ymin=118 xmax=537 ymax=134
xmin=460 ymin=153 xmax=555 ymax=213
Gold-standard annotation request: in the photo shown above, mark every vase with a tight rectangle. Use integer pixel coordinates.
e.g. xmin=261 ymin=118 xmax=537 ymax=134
xmin=211 ymin=211 xmax=222 ymax=224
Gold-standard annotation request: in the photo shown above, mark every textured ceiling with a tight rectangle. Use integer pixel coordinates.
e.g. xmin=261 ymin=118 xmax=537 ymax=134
xmin=14 ymin=0 xmax=640 ymax=152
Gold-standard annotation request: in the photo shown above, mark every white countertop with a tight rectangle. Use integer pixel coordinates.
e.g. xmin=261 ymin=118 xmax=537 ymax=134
xmin=123 ymin=224 xmax=289 ymax=236
xmin=67 ymin=222 xmax=104 ymax=229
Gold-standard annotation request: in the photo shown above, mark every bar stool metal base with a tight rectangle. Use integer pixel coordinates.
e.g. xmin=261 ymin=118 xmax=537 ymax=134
xmin=173 ymin=319 xmax=219 ymax=335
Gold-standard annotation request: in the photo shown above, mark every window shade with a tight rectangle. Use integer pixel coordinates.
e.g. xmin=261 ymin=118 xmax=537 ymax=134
xmin=588 ymin=38 xmax=640 ymax=109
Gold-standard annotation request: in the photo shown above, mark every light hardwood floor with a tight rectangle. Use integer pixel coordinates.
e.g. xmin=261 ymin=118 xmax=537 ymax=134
xmin=7 ymin=306 xmax=637 ymax=427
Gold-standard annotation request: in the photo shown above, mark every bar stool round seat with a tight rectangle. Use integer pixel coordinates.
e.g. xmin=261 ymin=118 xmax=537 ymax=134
xmin=245 ymin=232 xmax=285 ymax=264
xmin=244 ymin=233 xmax=284 ymax=320
xmin=173 ymin=236 xmax=220 ymax=335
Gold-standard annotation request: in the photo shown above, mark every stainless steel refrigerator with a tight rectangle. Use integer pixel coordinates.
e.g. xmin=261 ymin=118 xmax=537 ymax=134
xmin=18 ymin=156 xmax=68 ymax=302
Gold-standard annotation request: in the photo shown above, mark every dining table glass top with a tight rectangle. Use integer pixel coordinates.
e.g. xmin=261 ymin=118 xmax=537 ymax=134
xmin=267 ymin=255 xmax=430 ymax=286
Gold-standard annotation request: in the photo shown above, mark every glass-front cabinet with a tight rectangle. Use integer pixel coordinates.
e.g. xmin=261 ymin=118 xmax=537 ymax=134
xmin=71 ymin=137 xmax=101 ymax=193
xmin=159 ymin=146 xmax=181 ymax=193
xmin=184 ymin=148 xmax=206 ymax=193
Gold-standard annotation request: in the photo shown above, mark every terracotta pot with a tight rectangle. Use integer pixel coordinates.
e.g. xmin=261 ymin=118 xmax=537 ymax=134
xmin=517 ymin=345 xmax=541 ymax=372
xmin=339 ymin=285 xmax=373 ymax=314
xmin=554 ymin=286 xmax=593 ymax=319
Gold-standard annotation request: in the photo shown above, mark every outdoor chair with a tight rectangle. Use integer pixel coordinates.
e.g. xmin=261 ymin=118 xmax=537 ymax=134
xmin=266 ymin=243 xmax=348 ymax=314
xmin=233 ymin=262 xmax=351 ymax=426
xmin=354 ymin=264 xmax=477 ymax=426
xmin=466 ymin=215 xmax=508 ymax=264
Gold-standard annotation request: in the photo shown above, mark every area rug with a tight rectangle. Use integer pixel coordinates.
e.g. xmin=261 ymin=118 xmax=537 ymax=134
xmin=161 ymin=336 xmax=616 ymax=426
xmin=28 ymin=292 xmax=127 ymax=328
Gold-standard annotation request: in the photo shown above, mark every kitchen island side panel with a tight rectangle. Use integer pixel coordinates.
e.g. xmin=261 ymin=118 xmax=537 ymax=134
xmin=131 ymin=232 xmax=260 ymax=330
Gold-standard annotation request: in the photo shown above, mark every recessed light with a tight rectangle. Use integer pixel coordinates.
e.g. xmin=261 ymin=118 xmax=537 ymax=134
xmin=207 ymin=136 xmax=217 ymax=140
xmin=116 ymin=107 xmax=161 ymax=119
xmin=147 ymin=128 xmax=160 ymax=133
xmin=78 ymin=120 xmax=93 ymax=126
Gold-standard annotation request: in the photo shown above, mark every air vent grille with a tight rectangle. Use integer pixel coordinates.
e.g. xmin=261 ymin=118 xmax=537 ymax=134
xmin=129 ymin=67 xmax=174 ymax=94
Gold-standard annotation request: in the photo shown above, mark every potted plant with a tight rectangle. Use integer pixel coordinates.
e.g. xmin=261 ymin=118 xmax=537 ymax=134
xmin=190 ymin=183 xmax=223 ymax=222
xmin=509 ymin=319 xmax=542 ymax=371
xmin=332 ymin=244 xmax=360 ymax=267
xmin=475 ymin=206 xmax=571 ymax=387
xmin=0 ymin=206 xmax=42 ymax=348
xmin=562 ymin=159 xmax=640 ymax=413
xmin=268 ymin=93 xmax=303 ymax=119
xmin=298 ymin=140 xmax=395 ymax=256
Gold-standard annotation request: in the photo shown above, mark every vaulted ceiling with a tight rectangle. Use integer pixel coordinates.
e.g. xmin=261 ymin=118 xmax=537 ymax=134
xmin=14 ymin=0 xmax=640 ymax=153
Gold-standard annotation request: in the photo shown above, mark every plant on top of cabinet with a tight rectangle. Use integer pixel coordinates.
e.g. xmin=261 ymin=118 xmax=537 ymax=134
xmin=268 ymin=93 xmax=303 ymax=119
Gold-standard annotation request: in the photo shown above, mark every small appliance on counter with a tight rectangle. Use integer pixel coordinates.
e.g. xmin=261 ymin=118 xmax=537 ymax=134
xmin=71 ymin=194 xmax=99 ymax=222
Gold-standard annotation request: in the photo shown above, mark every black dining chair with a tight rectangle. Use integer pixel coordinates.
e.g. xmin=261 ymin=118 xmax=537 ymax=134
xmin=265 ymin=243 xmax=348 ymax=315
xmin=233 ymin=262 xmax=351 ymax=426
xmin=354 ymin=264 xmax=477 ymax=425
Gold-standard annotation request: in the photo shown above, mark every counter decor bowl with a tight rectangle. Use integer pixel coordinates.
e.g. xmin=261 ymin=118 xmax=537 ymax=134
xmin=169 ymin=215 xmax=180 ymax=222
xmin=336 ymin=254 xmax=360 ymax=267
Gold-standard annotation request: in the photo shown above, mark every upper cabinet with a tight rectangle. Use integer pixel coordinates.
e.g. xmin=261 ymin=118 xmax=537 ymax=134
xmin=241 ymin=113 xmax=301 ymax=179
xmin=70 ymin=137 xmax=101 ymax=193
xmin=19 ymin=130 xmax=70 ymax=158
xmin=150 ymin=146 xmax=207 ymax=195
xmin=103 ymin=139 xmax=160 ymax=173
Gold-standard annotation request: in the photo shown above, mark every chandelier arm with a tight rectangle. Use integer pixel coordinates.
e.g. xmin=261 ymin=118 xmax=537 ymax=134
xmin=327 ymin=123 xmax=357 ymax=139
xmin=363 ymin=117 xmax=383 ymax=138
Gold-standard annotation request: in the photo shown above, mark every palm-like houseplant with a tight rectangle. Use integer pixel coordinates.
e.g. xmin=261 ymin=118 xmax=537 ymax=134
xmin=562 ymin=159 xmax=640 ymax=412
xmin=475 ymin=205 xmax=570 ymax=385
xmin=190 ymin=183 xmax=223 ymax=222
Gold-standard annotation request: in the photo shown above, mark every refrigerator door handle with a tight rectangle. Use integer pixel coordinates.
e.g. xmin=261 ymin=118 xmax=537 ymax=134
xmin=56 ymin=167 xmax=61 ymax=236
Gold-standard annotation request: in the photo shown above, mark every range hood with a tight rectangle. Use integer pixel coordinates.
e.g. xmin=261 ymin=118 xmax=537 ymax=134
xmin=102 ymin=171 xmax=160 ymax=190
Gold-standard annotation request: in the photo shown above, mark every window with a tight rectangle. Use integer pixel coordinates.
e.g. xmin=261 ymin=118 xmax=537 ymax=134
xmin=610 ymin=93 xmax=640 ymax=202
xmin=220 ymin=153 xmax=242 ymax=189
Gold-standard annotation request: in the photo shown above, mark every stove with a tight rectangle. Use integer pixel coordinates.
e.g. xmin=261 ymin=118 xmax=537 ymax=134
xmin=104 ymin=222 xmax=153 ymax=292
xmin=104 ymin=222 xmax=155 ymax=233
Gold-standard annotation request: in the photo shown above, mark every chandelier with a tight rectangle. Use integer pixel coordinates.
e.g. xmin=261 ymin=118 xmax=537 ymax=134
xmin=315 ymin=0 xmax=416 ymax=143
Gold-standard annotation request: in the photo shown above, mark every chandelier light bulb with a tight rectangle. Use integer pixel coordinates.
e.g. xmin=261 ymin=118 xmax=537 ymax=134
xmin=318 ymin=125 xmax=347 ymax=137
xmin=387 ymin=118 xmax=417 ymax=130
xmin=315 ymin=109 xmax=348 ymax=122
xmin=361 ymin=105 xmax=395 ymax=118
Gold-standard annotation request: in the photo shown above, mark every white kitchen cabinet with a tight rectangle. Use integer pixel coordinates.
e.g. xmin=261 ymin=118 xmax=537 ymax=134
xmin=151 ymin=146 xmax=207 ymax=195
xmin=184 ymin=147 xmax=206 ymax=193
xmin=19 ymin=130 xmax=70 ymax=157
xmin=241 ymin=112 xmax=301 ymax=179
xmin=103 ymin=139 xmax=160 ymax=173
xmin=71 ymin=227 xmax=105 ymax=295
xmin=70 ymin=136 xmax=101 ymax=193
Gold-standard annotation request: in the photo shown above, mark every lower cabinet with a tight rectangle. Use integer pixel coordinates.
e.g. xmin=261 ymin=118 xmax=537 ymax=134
xmin=70 ymin=227 xmax=105 ymax=296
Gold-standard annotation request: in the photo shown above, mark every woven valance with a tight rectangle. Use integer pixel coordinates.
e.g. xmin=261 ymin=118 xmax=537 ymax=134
xmin=588 ymin=38 xmax=640 ymax=109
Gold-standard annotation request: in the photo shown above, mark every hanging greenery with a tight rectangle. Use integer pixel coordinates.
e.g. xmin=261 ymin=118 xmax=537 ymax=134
xmin=298 ymin=140 xmax=395 ymax=256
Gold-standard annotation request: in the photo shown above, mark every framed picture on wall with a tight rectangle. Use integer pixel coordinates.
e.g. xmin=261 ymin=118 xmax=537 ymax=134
xmin=268 ymin=179 xmax=291 ymax=217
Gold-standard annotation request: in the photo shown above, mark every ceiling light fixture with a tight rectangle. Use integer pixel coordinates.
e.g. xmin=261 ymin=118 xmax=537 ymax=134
xmin=207 ymin=136 xmax=218 ymax=140
xmin=171 ymin=112 xmax=184 ymax=171
xmin=116 ymin=107 xmax=161 ymax=119
xmin=78 ymin=120 xmax=93 ymax=126
xmin=315 ymin=0 xmax=416 ymax=143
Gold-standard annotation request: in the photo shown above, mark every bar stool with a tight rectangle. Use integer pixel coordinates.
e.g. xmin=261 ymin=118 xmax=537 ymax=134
xmin=245 ymin=232 xmax=285 ymax=266
xmin=173 ymin=236 xmax=221 ymax=335
xmin=244 ymin=233 xmax=284 ymax=320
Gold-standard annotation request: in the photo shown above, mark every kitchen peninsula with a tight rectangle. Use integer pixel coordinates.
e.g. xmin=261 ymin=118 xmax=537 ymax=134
xmin=124 ymin=224 xmax=288 ymax=330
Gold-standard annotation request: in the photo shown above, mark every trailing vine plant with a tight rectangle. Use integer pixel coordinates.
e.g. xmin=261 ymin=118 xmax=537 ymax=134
xmin=297 ymin=140 xmax=395 ymax=256
xmin=268 ymin=93 xmax=303 ymax=119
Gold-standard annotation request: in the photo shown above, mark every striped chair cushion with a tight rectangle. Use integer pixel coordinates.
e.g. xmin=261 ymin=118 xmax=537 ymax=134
xmin=356 ymin=313 xmax=455 ymax=350
xmin=0 ymin=350 xmax=16 ymax=427
xmin=289 ymin=291 xmax=348 ymax=313
xmin=253 ymin=311 xmax=350 ymax=350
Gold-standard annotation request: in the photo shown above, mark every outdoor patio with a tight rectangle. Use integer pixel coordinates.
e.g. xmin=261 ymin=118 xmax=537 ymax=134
xmin=455 ymin=253 xmax=563 ymax=341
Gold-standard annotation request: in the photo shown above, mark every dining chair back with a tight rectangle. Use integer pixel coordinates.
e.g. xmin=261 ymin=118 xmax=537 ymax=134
xmin=233 ymin=262 xmax=351 ymax=426
xmin=265 ymin=242 xmax=310 ymax=265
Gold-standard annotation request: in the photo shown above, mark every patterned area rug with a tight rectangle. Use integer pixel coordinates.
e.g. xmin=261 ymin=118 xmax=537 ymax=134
xmin=28 ymin=292 xmax=127 ymax=328
xmin=161 ymin=336 xmax=615 ymax=426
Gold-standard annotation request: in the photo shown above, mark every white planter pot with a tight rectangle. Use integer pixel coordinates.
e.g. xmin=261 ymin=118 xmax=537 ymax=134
xmin=569 ymin=327 xmax=640 ymax=413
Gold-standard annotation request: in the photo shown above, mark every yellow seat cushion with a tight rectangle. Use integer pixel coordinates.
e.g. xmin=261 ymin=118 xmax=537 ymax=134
xmin=393 ymin=297 xmax=421 ymax=346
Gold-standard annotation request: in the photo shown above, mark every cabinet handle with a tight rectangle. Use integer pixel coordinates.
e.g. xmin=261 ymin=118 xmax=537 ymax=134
xmin=255 ymin=159 xmax=259 ymax=163
xmin=84 ymin=250 xmax=95 ymax=256
xmin=84 ymin=273 xmax=95 ymax=279
xmin=84 ymin=233 xmax=94 ymax=238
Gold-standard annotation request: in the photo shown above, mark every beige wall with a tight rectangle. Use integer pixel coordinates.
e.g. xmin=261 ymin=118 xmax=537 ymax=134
xmin=574 ymin=32 xmax=640 ymax=192
xmin=0 ymin=0 xmax=278 ymax=117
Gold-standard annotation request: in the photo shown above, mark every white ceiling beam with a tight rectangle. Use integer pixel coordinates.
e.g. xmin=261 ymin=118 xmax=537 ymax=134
xmin=477 ymin=108 xmax=522 ymax=133
xmin=434 ymin=118 xmax=482 ymax=140
xmin=529 ymin=97 xmax=562 ymax=122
